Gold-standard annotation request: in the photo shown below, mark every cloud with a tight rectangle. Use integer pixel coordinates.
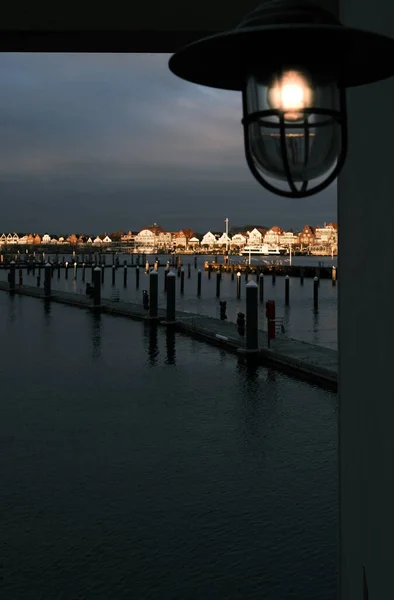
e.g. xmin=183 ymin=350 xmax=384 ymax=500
xmin=0 ymin=53 xmax=336 ymax=233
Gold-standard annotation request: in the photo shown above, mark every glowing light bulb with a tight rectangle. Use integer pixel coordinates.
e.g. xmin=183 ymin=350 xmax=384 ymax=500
xmin=267 ymin=70 xmax=313 ymax=121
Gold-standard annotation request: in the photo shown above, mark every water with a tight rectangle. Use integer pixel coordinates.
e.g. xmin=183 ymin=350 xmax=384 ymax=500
xmin=0 ymin=255 xmax=338 ymax=350
xmin=0 ymin=293 xmax=337 ymax=599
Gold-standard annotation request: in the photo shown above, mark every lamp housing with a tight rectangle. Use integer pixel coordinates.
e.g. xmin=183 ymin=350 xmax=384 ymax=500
xmin=168 ymin=0 xmax=394 ymax=198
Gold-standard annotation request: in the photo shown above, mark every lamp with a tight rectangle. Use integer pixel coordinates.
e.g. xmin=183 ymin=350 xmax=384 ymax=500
xmin=169 ymin=0 xmax=394 ymax=198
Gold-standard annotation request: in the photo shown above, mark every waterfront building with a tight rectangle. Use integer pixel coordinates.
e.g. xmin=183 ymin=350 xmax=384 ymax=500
xmin=216 ymin=232 xmax=231 ymax=248
xmin=314 ymin=222 xmax=338 ymax=246
xmin=188 ymin=236 xmax=200 ymax=248
xmin=33 ymin=234 xmax=41 ymax=245
xmin=17 ymin=235 xmax=29 ymax=244
xmin=67 ymin=234 xmax=78 ymax=245
xmin=134 ymin=224 xmax=171 ymax=251
xmin=201 ymin=231 xmax=218 ymax=249
xmin=42 ymin=233 xmax=51 ymax=244
xmin=246 ymin=227 xmax=264 ymax=245
xmin=263 ymin=226 xmax=284 ymax=246
xmin=93 ymin=236 xmax=102 ymax=245
xmin=298 ymin=225 xmax=316 ymax=249
xmin=102 ymin=235 xmax=112 ymax=244
xmin=230 ymin=233 xmax=247 ymax=249
xmin=173 ymin=228 xmax=194 ymax=248
xmin=121 ymin=231 xmax=137 ymax=243
xmin=280 ymin=231 xmax=299 ymax=248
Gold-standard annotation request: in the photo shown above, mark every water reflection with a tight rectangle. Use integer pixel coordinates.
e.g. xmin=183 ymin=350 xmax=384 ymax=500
xmin=145 ymin=322 xmax=159 ymax=367
xmin=90 ymin=311 xmax=102 ymax=360
xmin=312 ymin=311 xmax=319 ymax=346
xmin=43 ymin=299 xmax=51 ymax=326
xmin=165 ymin=328 xmax=176 ymax=365
xmin=7 ymin=292 xmax=16 ymax=323
xmin=236 ymin=358 xmax=280 ymax=446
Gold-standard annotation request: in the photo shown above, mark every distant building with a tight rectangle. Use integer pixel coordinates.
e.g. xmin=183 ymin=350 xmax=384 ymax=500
xmin=188 ymin=236 xmax=200 ymax=248
xmin=135 ymin=224 xmax=172 ymax=250
xmin=102 ymin=235 xmax=112 ymax=243
xmin=201 ymin=231 xmax=218 ymax=248
xmin=67 ymin=234 xmax=78 ymax=245
xmin=217 ymin=232 xmax=231 ymax=247
xmin=298 ymin=225 xmax=316 ymax=247
xmin=42 ymin=233 xmax=51 ymax=244
xmin=230 ymin=233 xmax=247 ymax=248
xmin=263 ymin=226 xmax=284 ymax=246
xmin=246 ymin=228 xmax=264 ymax=245
xmin=314 ymin=222 xmax=338 ymax=245
xmin=280 ymin=231 xmax=299 ymax=247
xmin=93 ymin=236 xmax=102 ymax=244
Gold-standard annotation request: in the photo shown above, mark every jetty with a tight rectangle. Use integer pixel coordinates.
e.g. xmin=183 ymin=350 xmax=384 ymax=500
xmin=0 ymin=281 xmax=337 ymax=391
xmin=204 ymin=261 xmax=337 ymax=279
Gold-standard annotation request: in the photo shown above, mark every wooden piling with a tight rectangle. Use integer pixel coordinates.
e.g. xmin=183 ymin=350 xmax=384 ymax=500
xmin=246 ymin=281 xmax=259 ymax=352
xmin=166 ymin=271 xmax=176 ymax=323
xmin=313 ymin=276 xmax=319 ymax=312
xmin=285 ymin=275 xmax=290 ymax=306
xmin=149 ymin=270 xmax=159 ymax=318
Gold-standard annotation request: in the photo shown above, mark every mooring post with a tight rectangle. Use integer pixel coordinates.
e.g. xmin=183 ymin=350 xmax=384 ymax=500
xmin=8 ymin=261 xmax=16 ymax=292
xmin=187 ymin=263 xmax=191 ymax=279
xmin=332 ymin=266 xmax=337 ymax=286
xmin=136 ymin=265 xmax=140 ymax=289
xmin=58 ymin=263 xmax=61 ymax=279
xmin=145 ymin=260 xmax=150 ymax=274
xmin=123 ymin=264 xmax=128 ymax=287
xmin=194 ymin=255 xmax=197 ymax=269
xmin=164 ymin=261 xmax=170 ymax=291
xmin=246 ymin=281 xmax=259 ymax=352
xmin=112 ymin=264 xmax=116 ymax=286
xmin=197 ymin=269 xmax=202 ymax=297
xmin=177 ymin=263 xmax=181 ymax=278
xmin=313 ymin=276 xmax=319 ymax=312
xmin=44 ymin=263 xmax=51 ymax=297
xmin=154 ymin=260 xmax=159 ymax=272
xmin=285 ymin=274 xmax=290 ymax=306
xmin=149 ymin=270 xmax=159 ymax=319
xmin=231 ymin=264 xmax=235 ymax=281
xmin=216 ymin=271 xmax=221 ymax=298
xmin=236 ymin=271 xmax=241 ymax=299
xmin=93 ymin=267 xmax=101 ymax=307
xmin=65 ymin=261 xmax=69 ymax=279
xmin=82 ymin=263 xmax=86 ymax=282
xmin=259 ymin=272 xmax=264 ymax=303
xmin=180 ymin=267 xmax=185 ymax=295
xmin=208 ymin=264 xmax=212 ymax=279
xmin=73 ymin=262 xmax=77 ymax=280
xmin=166 ymin=271 xmax=176 ymax=323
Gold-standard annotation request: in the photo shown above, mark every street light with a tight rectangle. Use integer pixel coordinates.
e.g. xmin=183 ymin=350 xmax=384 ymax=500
xmin=169 ymin=0 xmax=394 ymax=198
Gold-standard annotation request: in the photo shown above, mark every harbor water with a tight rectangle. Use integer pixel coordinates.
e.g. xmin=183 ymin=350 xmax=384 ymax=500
xmin=0 ymin=292 xmax=337 ymax=599
xmin=0 ymin=253 xmax=338 ymax=350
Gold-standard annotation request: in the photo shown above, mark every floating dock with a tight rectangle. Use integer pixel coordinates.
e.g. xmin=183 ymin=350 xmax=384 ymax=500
xmin=0 ymin=282 xmax=337 ymax=391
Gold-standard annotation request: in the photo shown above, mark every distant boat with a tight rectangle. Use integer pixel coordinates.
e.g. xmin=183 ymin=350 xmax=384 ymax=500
xmin=240 ymin=244 xmax=282 ymax=256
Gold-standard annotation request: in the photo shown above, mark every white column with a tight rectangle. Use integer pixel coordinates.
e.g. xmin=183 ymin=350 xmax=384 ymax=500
xmin=339 ymin=0 xmax=394 ymax=597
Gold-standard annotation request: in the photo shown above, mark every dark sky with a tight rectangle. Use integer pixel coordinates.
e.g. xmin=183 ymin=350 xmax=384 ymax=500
xmin=0 ymin=53 xmax=336 ymax=235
